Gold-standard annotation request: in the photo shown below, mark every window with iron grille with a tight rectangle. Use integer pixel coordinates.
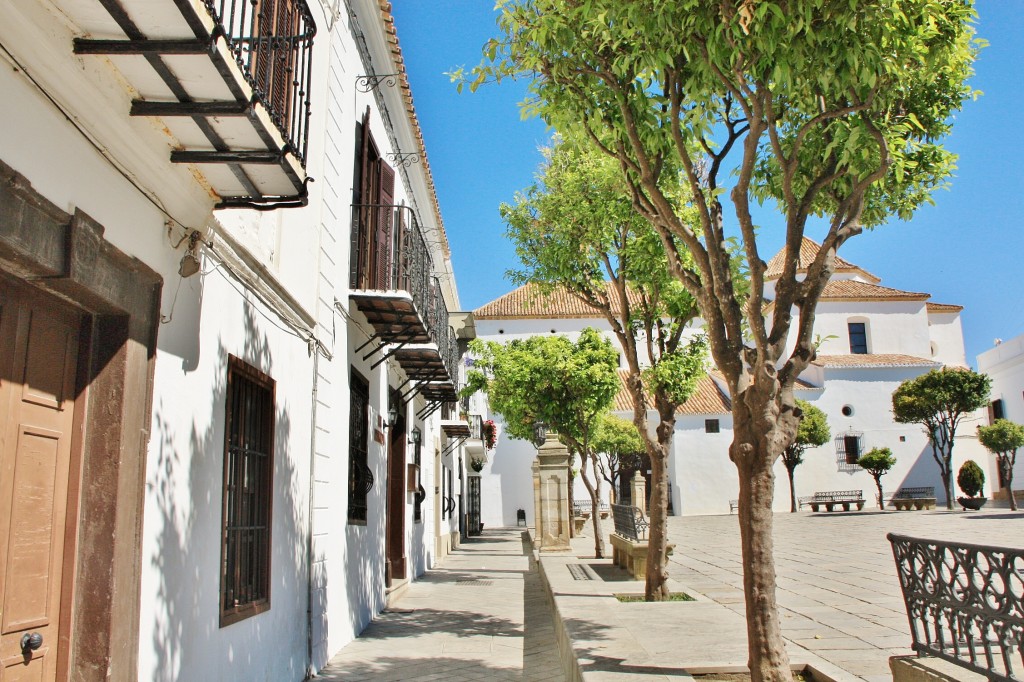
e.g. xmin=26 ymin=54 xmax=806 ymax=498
xmin=348 ymin=370 xmax=372 ymax=524
xmin=705 ymin=419 xmax=720 ymax=433
xmin=843 ymin=435 xmax=861 ymax=464
xmin=221 ymin=357 xmax=275 ymax=626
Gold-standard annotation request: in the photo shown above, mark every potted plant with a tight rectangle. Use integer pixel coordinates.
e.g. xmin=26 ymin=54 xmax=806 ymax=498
xmin=956 ymin=459 xmax=987 ymax=511
xmin=482 ymin=419 xmax=497 ymax=450
xmin=469 ymin=456 xmax=485 ymax=473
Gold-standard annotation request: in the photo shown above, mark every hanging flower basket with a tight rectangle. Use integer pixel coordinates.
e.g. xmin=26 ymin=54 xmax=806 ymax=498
xmin=482 ymin=420 xmax=497 ymax=450
xmin=470 ymin=456 xmax=486 ymax=472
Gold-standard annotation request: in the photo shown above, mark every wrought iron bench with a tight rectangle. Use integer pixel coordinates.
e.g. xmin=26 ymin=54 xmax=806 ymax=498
xmin=888 ymin=533 xmax=1024 ymax=682
xmin=808 ymin=490 xmax=865 ymax=512
xmin=888 ymin=487 xmax=936 ymax=511
xmin=609 ymin=503 xmax=670 ymax=578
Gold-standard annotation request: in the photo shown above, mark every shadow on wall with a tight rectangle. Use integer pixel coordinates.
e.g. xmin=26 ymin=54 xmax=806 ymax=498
xmin=148 ymin=303 xmax=319 ymax=681
xmin=894 ymin=443 xmax=948 ymax=503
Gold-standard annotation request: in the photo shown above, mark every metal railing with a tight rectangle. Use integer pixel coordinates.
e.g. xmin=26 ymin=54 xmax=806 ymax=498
xmin=610 ymin=504 xmax=648 ymax=541
xmin=888 ymin=533 xmax=1024 ymax=682
xmin=203 ymin=0 xmax=315 ymax=164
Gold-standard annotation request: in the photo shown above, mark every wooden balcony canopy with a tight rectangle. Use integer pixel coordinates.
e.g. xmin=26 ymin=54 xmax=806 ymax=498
xmin=71 ymin=0 xmax=315 ymax=208
xmin=440 ymin=420 xmax=471 ymax=438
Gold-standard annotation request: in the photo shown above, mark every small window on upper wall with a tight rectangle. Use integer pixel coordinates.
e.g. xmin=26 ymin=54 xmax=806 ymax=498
xmin=705 ymin=419 xmax=720 ymax=433
xmin=990 ymin=399 xmax=1006 ymax=423
xmin=848 ymin=322 xmax=868 ymax=354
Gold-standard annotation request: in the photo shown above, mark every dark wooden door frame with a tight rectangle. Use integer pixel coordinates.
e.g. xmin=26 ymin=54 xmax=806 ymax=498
xmin=384 ymin=411 xmax=407 ymax=586
xmin=0 ymin=160 xmax=162 ymax=680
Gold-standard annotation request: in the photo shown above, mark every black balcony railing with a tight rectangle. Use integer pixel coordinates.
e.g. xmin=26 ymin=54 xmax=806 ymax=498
xmin=203 ymin=0 xmax=315 ymax=164
xmin=888 ymin=533 xmax=1024 ymax=682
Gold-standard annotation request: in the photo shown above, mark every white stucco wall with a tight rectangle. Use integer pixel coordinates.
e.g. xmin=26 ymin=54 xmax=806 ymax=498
xmin=927 ymin=311 xmax=969 ymax=367
xmin=804 ymin=300 xmax=932 ymax=358
xmin=978 ymin=333 xmax=1024 ymax=490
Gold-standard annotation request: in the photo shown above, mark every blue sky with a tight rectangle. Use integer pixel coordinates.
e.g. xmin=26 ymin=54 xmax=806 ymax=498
xmin=391 ymin=1 xmax=1023 ymax=366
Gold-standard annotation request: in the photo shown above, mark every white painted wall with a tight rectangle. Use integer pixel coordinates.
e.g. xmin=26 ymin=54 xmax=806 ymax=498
xmin=978 ymin=333 xmax=1024 ymax=490
xmin=927 ymin=311 xmax=969 ymax=367
xmin=801 ymin=300 xmax=932 ymax=357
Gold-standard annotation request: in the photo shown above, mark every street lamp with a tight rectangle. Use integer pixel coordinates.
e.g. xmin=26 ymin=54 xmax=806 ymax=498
xmin=532 ymin=420 xmax=547 ymax=448
xmin=384 ymin=405 xmax=399 ymax=429
xmin=410 ymin=426 xmax=422 ymax=445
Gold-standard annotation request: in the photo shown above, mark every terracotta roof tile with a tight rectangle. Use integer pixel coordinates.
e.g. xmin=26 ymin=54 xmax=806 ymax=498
xmin=819 ymin=280 xmax=929 ymax=302
xmin=764 ymin=237 xmax=880 ymax=283
xmin=612 ymin=371 xmax=730 ymax=415
xmin=811 ymin=354 xmax=940 ymax=368
xmin=927 ymin=302 xmax=964 ymax=313
xmin=474 ymin=283 xmax=642 ymax=319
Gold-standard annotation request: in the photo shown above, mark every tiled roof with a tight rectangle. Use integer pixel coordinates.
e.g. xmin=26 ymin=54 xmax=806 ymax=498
xmin=926 ymin=302 xmax=964 ymax=313
xmin=378 ymin=3 xmax=451 ymax=261
xmin=819 ymin=280 xmax=929 ymax=302
xmin=611 ymin=371 xmax=731 ymax=415
xmin=794 ymin=377 xmax=822 ymax=391
xmin=474 ymin=283 xmax=642 ymax=319
xmin=764 ymin=237 xmax=880 ymax=283
xmin=812 ymin=354 xmax=940 ymax=368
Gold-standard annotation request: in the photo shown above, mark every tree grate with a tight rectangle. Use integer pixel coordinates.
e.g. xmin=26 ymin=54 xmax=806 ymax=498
xmin=567 ymin=563 xmax=598 ymax=581
xmin=456 ymin=579 xmax=493 ymax=586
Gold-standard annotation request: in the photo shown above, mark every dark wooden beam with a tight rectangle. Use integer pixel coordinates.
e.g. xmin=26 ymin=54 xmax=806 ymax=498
xmin=131 ymin=100 xmax=251 ymax=117
xmin=171 ymin=150 xmax=283 ymax=165
xmin=73 ymin=38 xmax=209 ymax=55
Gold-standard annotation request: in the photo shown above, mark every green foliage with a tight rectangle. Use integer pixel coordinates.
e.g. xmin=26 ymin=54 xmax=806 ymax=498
xmin=857 ymin=447 xmax=897 ymax=478
xmin=977 ymin=419 xmax=1024 ymax=458
xmin=892 ymin=368 xmax=992 ymax=429
xmin=781 ymin=400 xmax=830 ymax=470
xmin=462 ymin=328 xmax=619 ymax=450
xmin=957 ymin=460 xmax=985 ymax=498
xmin=592 ymin=414 xmax=643 ymax=462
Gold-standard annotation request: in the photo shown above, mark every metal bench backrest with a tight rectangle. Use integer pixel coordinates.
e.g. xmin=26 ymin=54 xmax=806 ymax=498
xmin=814 ymin=490 xmax=862 ymax=501
xmin=610 ymin=503 xmax=648 ymax=541
xmin=888 ymin=533 xmax=1024 ymax=682
xmin=893 ymin=486 xmax=935 ymax=499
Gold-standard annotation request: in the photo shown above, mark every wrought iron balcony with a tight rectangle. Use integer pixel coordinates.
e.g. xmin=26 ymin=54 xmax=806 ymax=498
xmin=72 ymin=0 xmax=315 ymax=207
xmin=350 ymin=204 xmax=460 ymax=399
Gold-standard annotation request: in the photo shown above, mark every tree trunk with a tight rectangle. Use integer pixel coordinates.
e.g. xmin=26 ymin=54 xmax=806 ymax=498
xmin=734 ymin=423 xmax=792 ymax=682
xmin=645 ymin=431 xmax=672 ymax=600
xmin=579 ymin=455 xmax=605 ymax=558
xmin=786 ymin=466 xmax=797 ymax=513
xmin=941 ymin=465 xmax=953 ymax=511
xmin=567 ymin=464 xmax=576 ymax=539
xmin=1000 ymin=456 xmax=1017 ymax=511
xmin=874 ymin=476 xmax=884 ymax=510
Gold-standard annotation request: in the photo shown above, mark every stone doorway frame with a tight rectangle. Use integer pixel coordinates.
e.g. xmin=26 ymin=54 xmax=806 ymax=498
xmin=0 ymin=159 xmax=162 ymax=679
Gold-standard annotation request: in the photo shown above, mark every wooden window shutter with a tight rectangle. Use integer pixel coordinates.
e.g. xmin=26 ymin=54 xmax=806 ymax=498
xmin=351 ymin=108 xmax=372 ymax=289
xmin=270 ymin=0 xmax=298 ymax=130
xmin=375 ymin=159 xmax=396 ymax=289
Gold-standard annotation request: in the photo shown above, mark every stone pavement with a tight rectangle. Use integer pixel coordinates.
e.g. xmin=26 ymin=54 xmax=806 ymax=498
xmin=667 ymin=507 xmax=1024 ymax=682
xmin=318 ymin=527 xmax=564 ymax=681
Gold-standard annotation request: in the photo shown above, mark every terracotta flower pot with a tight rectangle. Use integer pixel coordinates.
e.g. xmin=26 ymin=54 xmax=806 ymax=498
xmin=957 ymin=496 xmax=987 ymax=511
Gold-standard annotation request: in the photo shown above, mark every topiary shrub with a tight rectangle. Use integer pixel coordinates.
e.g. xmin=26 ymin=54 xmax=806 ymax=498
xmin=957 ymin=460 xmax=985 ymax=498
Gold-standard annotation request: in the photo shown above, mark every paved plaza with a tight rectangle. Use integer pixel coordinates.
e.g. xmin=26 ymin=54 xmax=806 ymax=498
xmin=319 ymin=528 xmax=564 ymax=681
xmin=667 ymin=508 xmax=1023 ymax=681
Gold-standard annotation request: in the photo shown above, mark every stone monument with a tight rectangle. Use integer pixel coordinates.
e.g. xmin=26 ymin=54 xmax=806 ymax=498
xmin=534 ymin=430 xmax=571 ymax=552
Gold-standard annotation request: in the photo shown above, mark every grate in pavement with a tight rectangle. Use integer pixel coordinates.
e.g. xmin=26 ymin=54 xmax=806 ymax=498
xmin=567 ymin=563 xmax=598 ymax=581
xmin=455 ymin=579 xmax=493 ymax=586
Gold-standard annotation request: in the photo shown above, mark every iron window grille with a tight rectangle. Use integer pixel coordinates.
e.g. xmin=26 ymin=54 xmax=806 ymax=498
xmin=348 ymin=370 xmax=373 ymax=523
xmin=835 ymin=431 xmax=864 ymax=472
xmin=705 ymin=419 xmax=720 ymax=434
xmin=221 ymin=356 xmax=275 ymax=627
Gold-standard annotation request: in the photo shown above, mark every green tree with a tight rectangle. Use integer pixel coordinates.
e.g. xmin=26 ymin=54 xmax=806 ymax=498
xmin=857 ymin=447 xmax=897 ymax=510
xmin=892 ymin=368 xmax=991 ymax=510
xmin=502 ymin=139 xmax=708 ymax=599
xmin=461 ymin=3 xmax=980 ymax=677
xmin=977 ymin=419 xmax=1024 ymax=511
xmin=781 ymin=400 xmax=830 ymax=513
xmin=463 ymin=328 xmax=619 ymax=556
xmin=592 ymin=414 xmax=645 ymax=504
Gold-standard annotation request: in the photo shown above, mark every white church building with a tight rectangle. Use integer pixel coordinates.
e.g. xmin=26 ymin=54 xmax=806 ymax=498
xmin=469 ymin=238 xmax=994 ymax=526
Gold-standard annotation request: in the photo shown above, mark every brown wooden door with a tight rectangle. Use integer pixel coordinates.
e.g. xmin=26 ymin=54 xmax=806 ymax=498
xmin=384 ymin=415 xmax=406 ymax=586
xmin=0 ymin=279 xmax=82 ymax=681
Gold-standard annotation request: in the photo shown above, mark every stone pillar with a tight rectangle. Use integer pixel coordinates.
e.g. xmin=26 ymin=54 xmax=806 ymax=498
xmin=536 ymin=431 xmax=572 ymax=553
xmin=531 ymin=459 xmax=541 ymax=540
xmin=632 ymin=471 xmax=647 ymax=517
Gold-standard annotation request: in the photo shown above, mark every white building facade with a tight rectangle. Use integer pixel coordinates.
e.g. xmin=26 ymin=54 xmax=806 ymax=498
xmin=978 ymin=333 xmax=1024 ymax=493
xmin=472 ymin=238 xmax=993 ymax=526
xmin=0 ymin=0 xmax=476 ymax=679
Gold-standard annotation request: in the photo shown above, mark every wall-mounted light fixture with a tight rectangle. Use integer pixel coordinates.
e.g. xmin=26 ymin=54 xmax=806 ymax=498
xmin=532 ymin=420 xmax=547 ymax=448
xmin=383 ymin=405 xmax=399 ymax=430
xmin=178 ymin=231 xmax=202 ymax=278
xmin=410 ymin=426 xmax=422 ymax=446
